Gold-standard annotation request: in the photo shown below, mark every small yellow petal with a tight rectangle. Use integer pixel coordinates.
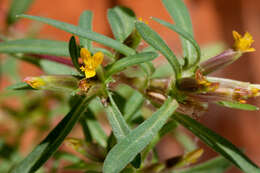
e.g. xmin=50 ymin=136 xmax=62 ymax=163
xmin=85 ymin=69 xmax=96 ymax=78
xmin=232 ymin=30 xmax=255 ymax=53
xmin=93 ymin=52 xmax=104 ymax=68
xmin=80 ymin=48 xmax=91 ymax=63
xmin=232 ymin=30 xmax=241 ymax=40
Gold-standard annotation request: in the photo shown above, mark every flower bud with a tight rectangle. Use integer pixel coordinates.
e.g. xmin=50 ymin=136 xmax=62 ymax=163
xmin=200 ymin=49 xmax=241 ymax=75
xmin=24 ymin=75 xmax=78 ymax=92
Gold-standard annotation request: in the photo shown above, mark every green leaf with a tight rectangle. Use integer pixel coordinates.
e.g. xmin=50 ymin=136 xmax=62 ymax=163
xmin=172 ymin=156 xmax=232 ymax=173
xmin=2 ymin=57 xmax=20 ymax=82
xmin=106 ymin=91 xmax=131 ymax=142
xmin=135 ymin=21 xmax=180 ymax=78
xmin=151 ymin=63 xmax=174 ymax=78
xmin=174 ymin=131 xmax=197 ymax=152
xmin=69 ymin=36 xmax=81 ymax=73
xmin=103 ymin=98 xmax=178 ymax=173
xmin=83 ymin=110 xmax=108 ymax=148
xmin=7 ymin=0 xmax=34 ymax=25
xmin=6 ymin=82 xmax=34 ymax=90
xmin=40 ymin=60 xmax=80 ymax=76
xmin=162 ymin=0 xmax=196 ymax=68
xmin=64 ymin=161 xmax=102 ymax=172
xmin=78 ymin=11 xmax=93 ymax=50
xmin=10 ymin=96 xmax=91 ymax=173
xmin=217 ymin=101 xmax=259 ymax=111
xmin=105 ymin=51 xmax=158 ymax=77
xmin=123 ymin=91 xmax=144 ymax=122
xmin=139 ymin=62 xmax=155 ymax=77
xmin=0 ymin=39 xmax=69 ymax=56
xmin=18 ymin=14 xmax=135 ymax=56
xmin=152 ymin=17 xmax=201 ymax=65
xmin=107 ymin=6 xmax=136 ymax=42
xmin=173 ymin=113 xmax=260 ymax=173
xmin=142 ymin=120 xmax=178 ymax=160
xmin=79 ymin=118 xmax=92 ymax=143
xmin=106 ymin=91 xmax=141 ymax=168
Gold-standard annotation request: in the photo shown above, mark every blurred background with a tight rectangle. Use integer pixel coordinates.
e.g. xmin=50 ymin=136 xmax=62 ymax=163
xmin=0 ymin=0 xmax=260 ymax=172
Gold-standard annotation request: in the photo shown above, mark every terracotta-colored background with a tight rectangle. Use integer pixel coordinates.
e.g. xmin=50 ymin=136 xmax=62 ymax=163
xmin=1 ymin=0 xmax=260 ymax=173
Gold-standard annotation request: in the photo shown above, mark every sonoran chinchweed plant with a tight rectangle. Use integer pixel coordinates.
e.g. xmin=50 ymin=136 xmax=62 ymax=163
xmin=0 ymin=0 xmax=260 ymax=173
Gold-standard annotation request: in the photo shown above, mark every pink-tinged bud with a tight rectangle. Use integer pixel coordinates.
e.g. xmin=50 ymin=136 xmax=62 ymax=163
xmin=200 ymin=49 xmax=241 ymax=75
xmin=24 ymin=75 xmax=78 ymax=91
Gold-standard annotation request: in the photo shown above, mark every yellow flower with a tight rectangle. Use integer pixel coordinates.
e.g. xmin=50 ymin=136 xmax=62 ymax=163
xmin=232 ymin=31 xmax=255 ymax=53
xmin=80 ymin=48 xmax=104 ymax=78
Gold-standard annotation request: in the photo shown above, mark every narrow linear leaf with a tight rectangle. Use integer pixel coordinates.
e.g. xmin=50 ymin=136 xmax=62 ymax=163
xmin=40 ymin=60 xmax=80 ymax=76
xmin=10 ymin=96 xmax=91 ymax=173
xmin=142 ymin=120 xmax=178 ymax=161
xmin=105 ymin=51 xmax=158 ymax=77
xmin=0 ymin=39 xmax=69 ymax=57
xmin=139 ymin=62 xmax=155 ymax=77
xmin=79 ymin=117 xmax=92 ymax=143
xmin=123 ymin=91 xmax=144 ymax=122
xmin=103 ymin=98 xmax=178 ymax=173
xmin=107 ymin=6 xmax=136 ymax=42
xmin=217 ymin=101 xmax=259 ymax=111
xmin=83 ymin=110 xmax=108 ymax=148
xmin=174 ymin=130 xmax=197 ymax=152
xmin=173 ymin=113 xmax=260 ymax=173
xmin=2 ymin=57 xmax=20 ymax=82
xmin=79 ymin=11 xmax=93 ymax=50
xmin=151 ymin=63 xmax=174 ymax=79
xmin=106 ymin=91 xmax=131 ymax=141
xmin=64 ymin=161 xmax=102 ymax=172
xmin=18 ymin=14 xmax=135 ymax=56
xmin=106 ymin=91 xmax=141 ymax=168
xmin=172 ymin=156 xmax=232 ymax=173
xmin=152 ymin=17 xmax=201 ymax=65
xmin=162 ymin=0 xmax=196 ymax=68
xmin=7 ymin=0 xmax=34 ymax=25
xmin=69 ymin=36 xmax=81 ymax=73
xmin=6 ymin=82 xmax=34 ymax=90
xmin=135 ymin=21 xmax=181 ymax=78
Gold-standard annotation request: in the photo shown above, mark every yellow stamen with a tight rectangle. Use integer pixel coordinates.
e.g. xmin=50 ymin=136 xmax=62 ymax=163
xmin=232 ymin=31 xmax=255 ymax=53
xmin=80 ymin=48 xmax=104 ymax=78
xmin=195 ymin=70 xmax=219 ymax=92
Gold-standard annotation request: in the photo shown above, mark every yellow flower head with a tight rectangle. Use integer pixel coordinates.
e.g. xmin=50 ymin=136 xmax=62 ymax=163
xmin=80 ymin=48 xmax=104 ymax=78
xmin=232 ymin=31 xmax=255 ymax=53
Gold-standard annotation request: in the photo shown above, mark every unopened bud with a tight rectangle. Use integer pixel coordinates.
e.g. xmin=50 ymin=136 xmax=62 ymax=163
xmin=24 ymin=75 xmax=78 ymax=91
xmin=200 ymin=49 xmax=241 ymax=75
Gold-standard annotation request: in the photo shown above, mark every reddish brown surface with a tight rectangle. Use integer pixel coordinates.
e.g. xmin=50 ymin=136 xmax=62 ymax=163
xmin=1 ymin=0 xmax=260 ymax=172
